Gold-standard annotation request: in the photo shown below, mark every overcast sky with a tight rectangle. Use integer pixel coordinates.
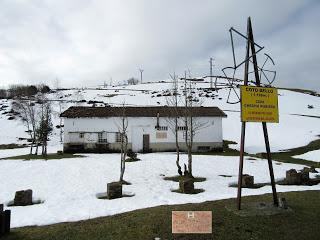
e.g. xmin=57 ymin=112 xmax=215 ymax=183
xmin=0 ymin=0 xmax=319 ymax=91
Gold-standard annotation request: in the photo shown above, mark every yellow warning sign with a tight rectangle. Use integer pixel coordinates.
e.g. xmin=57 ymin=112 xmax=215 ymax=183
xmin=240 ymin=86 xmax=279 ymax=123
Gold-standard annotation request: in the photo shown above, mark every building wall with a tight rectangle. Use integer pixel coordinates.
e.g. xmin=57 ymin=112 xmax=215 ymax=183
xmin=63 ymin=116 xmax=224 ymax=153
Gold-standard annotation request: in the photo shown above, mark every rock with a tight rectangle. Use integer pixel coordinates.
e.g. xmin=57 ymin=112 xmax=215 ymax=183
xmin=107 ymin=182 xmax=122 ymax=199
xmin=14 ymin=189 xmax=33 ymax=206
xmin=57 ymin=151 xmax=63 ymax=155
xmin=242 ymin=174 xmax=254 ymax=188
xmin=179 ymin=177 xmax=194 ymax=193
xmin=285 ymin=169 xmax=302 ymax=185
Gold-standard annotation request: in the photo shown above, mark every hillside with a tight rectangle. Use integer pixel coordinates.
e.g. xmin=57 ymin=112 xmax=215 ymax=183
xmin=0 ymin=81 xmax=320 ymax=228
xmin=1 ymin=80 xmax=319 ymax=155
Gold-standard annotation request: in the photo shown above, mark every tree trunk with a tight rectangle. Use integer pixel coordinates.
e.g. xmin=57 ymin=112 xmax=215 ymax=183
xmin=119 ymin=132 xmax=127 ymax=182
xmin=35 ymin=143 xmax=39 ymax=155
xmin=175 ymin=123 xmax=181 ymax=175
xmin=29 ymin=142 xmax=33 ymax=155
xmin=187 ymin=146 xmax=193 ymax=177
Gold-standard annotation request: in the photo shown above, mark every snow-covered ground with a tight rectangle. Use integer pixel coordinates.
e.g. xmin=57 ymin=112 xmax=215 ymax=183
xmin=0 ymin=153 xmax=319 ymax=228
xmin=0 ymin=81 xmax=320 ymax=228
xmin=293 ymin=150 xmax=320 ymax=162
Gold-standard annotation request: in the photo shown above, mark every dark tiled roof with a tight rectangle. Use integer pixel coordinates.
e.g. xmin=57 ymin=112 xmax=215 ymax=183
xmin=60 ymin=106 xmax=227 ymax=118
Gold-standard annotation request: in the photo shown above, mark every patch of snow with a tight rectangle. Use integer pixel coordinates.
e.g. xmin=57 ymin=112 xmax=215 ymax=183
xmin=0 ymin=153 xmax=319 ymax=228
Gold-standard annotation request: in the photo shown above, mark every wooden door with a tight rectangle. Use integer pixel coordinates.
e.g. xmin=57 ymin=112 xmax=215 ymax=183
xmin=143 ymin=134 xmax=150 ymax=152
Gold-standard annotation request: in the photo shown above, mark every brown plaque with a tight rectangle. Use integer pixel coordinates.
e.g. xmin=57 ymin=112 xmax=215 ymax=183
xmin=172 ymin=211 xmax=212 ymax=234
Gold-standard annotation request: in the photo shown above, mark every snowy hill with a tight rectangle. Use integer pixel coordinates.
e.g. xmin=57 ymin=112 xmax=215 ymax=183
xmin=1 ymin=80 xmax=319 ymax=154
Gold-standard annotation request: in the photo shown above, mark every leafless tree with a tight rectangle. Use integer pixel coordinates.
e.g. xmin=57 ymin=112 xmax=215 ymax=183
xmin=165 ymin=73 xmax=183 ymax=176
xmin=115 ymin=103 xmax=129 ymax=183
xmin=12 ymin=99 xmax=37 ymax=155
xmin=37 ymin=96 xmax=53 ymax=156
xmin=183 ymin=72 xmax=210 ymax=177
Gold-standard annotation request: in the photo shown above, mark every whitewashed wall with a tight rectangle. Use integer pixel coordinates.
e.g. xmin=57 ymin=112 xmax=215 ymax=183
xmin=63 ymin=116 xmax=224 ymax=151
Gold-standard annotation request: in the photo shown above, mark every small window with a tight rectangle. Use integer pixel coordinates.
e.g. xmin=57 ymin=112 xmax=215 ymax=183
xmin=79 ymin=132 xmax=84 ymax=138
xmin=98 ymin=132 xmax=108 ymax=143
xmin=116 ymin=132 xmax=127 ymax=143
xmin=155 ymin=126 xmax=168 ymax=131
xmin=177 ymin=126 xmax=187 ymax=131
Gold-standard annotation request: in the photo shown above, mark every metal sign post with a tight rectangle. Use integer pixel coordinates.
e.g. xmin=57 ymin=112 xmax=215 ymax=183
xmin=236 ymin=17 xmax=279 ymax=210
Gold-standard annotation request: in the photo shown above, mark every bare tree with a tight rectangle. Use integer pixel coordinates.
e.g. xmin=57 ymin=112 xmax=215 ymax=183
xmin=183 ymin=72 xmax=210 ymax=177
xmin=37 ymin=96 xmax=53 ymax=156
xmin=165 ymin=73 xmax=183 ymax=176
xmin=115 ymin=103 xmax=129 ymax=183
xmin=12 ymin=100 xmax=37 ymax=155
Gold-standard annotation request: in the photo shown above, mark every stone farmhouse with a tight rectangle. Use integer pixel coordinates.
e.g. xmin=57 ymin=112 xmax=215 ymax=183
xmin=60 ymin=106 xmax=227 ymax=153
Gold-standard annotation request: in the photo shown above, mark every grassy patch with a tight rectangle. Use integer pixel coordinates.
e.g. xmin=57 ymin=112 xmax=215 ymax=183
xmin=196 ymin=140 xmax=240 ymax=156
xmin=163 ymin=175 xmax=206 ymax=182
xmin=263 ymin=138 xmax=320 ymax=167
xmin=0 ymin=144 xmax=28 ymax=150
xmin=1 ymin=153 xmax=84 ymax=161
xmin=206 ymin=138 xmax=320 ymax=167
xmin=3 ymin=191 xmax=320 ymax=240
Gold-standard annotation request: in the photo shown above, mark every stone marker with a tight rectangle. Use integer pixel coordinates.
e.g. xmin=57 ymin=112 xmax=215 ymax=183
xmin=242 ymin=174 xmax=254 ymax=188
xmin=179 ymin=177 xmax=194 ymax=193
xmin=285 ymin=169 xmax=302 ymax=185
xmin=14 ymin=189 xmax=33 ymax=206
xmin=107 ymin=182 xmax=122 ymax=199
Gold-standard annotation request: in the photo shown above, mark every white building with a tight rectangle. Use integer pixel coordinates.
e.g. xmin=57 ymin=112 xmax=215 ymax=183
xmin=61 ymin=106 xmax=227 ymax=153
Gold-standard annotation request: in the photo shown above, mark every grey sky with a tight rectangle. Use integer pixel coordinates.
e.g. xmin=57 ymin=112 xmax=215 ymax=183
xmin=0 ymin=0 xmax=319 ymax=91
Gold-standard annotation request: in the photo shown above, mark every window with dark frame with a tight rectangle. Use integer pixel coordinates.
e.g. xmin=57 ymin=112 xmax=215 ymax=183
xmin=155 ymin=126 xmax=168 ymax=131
xmin=98 ymin=132 xmax=107 ymax=143
xmin=79 ymin=132 xmax=84 ymax=138
xmin=177 ymin=126 xmax=187 ymax=131
xmin=116 ymin=132 xmax=126 ymax=143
